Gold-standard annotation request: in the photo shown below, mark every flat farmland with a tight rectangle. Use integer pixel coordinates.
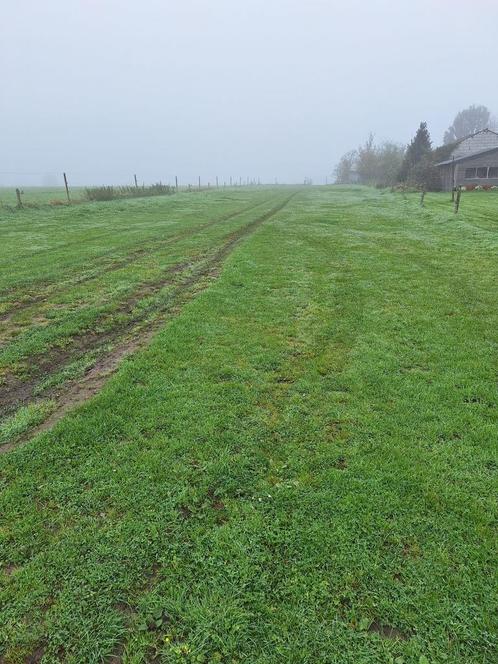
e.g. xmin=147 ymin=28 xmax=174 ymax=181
xmin=0 ymin=187 xmax=496 ymax=663
xmin=0 ymin=188 xmax=85 ymax=207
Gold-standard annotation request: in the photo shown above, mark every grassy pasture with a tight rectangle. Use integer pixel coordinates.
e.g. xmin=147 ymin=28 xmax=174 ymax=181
xmin=0 ymin=188 xmax=84 ymax=207
xmin=0 ymin=187 xmax=497 ymax=663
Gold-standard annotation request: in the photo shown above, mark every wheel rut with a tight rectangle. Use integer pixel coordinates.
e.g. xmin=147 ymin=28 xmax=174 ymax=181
xmin=0 ymin=193 xmax=296 ymax=454
xmin=0 ymin=197 xmax=272 ymax=323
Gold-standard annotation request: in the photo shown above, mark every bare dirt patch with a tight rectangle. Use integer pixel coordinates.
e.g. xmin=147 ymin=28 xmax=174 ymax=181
xmin=368 ymin=619 xmax=411 ymax=641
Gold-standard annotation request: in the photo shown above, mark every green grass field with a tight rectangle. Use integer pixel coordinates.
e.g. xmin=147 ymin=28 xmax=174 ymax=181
xmin=0 ymin=188 xmax=85 ymax=207
xmin=0 ymin=187 xmax=496 ymax=663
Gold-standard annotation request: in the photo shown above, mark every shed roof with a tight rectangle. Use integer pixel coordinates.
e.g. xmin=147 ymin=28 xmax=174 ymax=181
xmin=453 ymin=128 xmax=498 ymax=144
xmin=436 ymin=146 xmax=498 ymax=167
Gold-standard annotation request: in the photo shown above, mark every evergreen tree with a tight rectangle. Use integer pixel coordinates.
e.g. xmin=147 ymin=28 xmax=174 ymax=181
xmin=399 ymin=122 xmax=432 ymax=182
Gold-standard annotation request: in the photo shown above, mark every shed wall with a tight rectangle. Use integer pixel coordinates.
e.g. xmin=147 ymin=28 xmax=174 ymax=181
xmin=455 ymin=152 xmax=498 ymax=188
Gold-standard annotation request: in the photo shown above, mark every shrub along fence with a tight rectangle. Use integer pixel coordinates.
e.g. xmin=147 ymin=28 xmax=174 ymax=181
xmin=85 ymin=183 xmax=175 ymax=202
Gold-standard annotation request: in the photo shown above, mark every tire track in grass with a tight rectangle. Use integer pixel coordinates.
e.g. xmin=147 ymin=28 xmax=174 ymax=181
xmin=102 ymin=194 xmax=368 ymax=664
xmin=0 ymin=257 xmax=194 ymax=415
xmin=0 ymin=196 xmax=273 ymax=322
xmin=0 ymin=196 xmax=268 ymax=271
xmin=0 ymin=196 xmax=281 ymax=396
xmin=0 ymin=193 xmax=297 ymax=453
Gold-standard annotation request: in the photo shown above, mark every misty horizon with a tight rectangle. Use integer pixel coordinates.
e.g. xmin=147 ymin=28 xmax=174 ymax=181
xmin=2 ymin=0 xmax=498 ymax=187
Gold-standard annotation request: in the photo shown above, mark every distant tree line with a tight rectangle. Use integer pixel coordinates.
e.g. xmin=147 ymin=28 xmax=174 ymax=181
xmin=334 ymin=104 xmax=497 ymax=191
xmin=335 ymin=137 xmax=405 ymax=188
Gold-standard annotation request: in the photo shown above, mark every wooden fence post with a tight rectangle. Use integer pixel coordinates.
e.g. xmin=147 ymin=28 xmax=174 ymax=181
xmin=134 ymin=174 xmax=138 ymax=188
xmin=454 ymin=186 xmax=462 ymax=214
xmin=15 ymin=188 xmax=23 ymax=208
xmin=63 ymin=172 xmax=71 ymax=203
xmin=175 ymin=175 xmax=178 ymax=192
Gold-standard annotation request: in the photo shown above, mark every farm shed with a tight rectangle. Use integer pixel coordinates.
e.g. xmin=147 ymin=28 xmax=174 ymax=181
xmin=436 ymin=129 xmax=498 ymax=191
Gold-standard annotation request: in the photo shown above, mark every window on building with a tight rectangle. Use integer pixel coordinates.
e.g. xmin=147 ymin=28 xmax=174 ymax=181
xmin=477 ymin=167 xmax=488 ymax=178
xmin=465 ymin=168 xmax=477 ymax=179
xmin=488 ymin=167 xmax=498 ymax=178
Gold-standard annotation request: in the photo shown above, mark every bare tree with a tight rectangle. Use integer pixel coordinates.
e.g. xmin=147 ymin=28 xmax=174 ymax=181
xmin=334 ymin=150 xmax=358 ymax=184
xmin=376 ymin=141 xmax=405 ymax=186
xmin=356 ymin=133 xmax=378 ymax=184
xmin=335 ymin=138 xmax=405 ymax=187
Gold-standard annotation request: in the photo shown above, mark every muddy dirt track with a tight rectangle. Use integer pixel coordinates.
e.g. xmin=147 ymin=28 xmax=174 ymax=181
xmin=0 ymin=193 xmax=295 ymax=453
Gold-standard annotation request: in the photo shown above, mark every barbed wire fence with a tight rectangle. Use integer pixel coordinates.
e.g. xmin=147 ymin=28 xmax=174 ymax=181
xmin=0 ymin=170 xmax=280 ymax=208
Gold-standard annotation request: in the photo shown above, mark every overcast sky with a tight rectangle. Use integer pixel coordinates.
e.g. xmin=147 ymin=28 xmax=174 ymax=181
xmin=1 ymin=0 xmax=498 ymax=186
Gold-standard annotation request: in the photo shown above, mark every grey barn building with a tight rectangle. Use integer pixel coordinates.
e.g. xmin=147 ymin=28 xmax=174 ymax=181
xmin=436 ymin=129 xmax=498 ymax=191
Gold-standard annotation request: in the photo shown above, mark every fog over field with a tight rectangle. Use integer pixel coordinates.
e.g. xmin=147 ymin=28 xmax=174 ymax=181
xmin=1 ymin=0 xmax=498 ymax=186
